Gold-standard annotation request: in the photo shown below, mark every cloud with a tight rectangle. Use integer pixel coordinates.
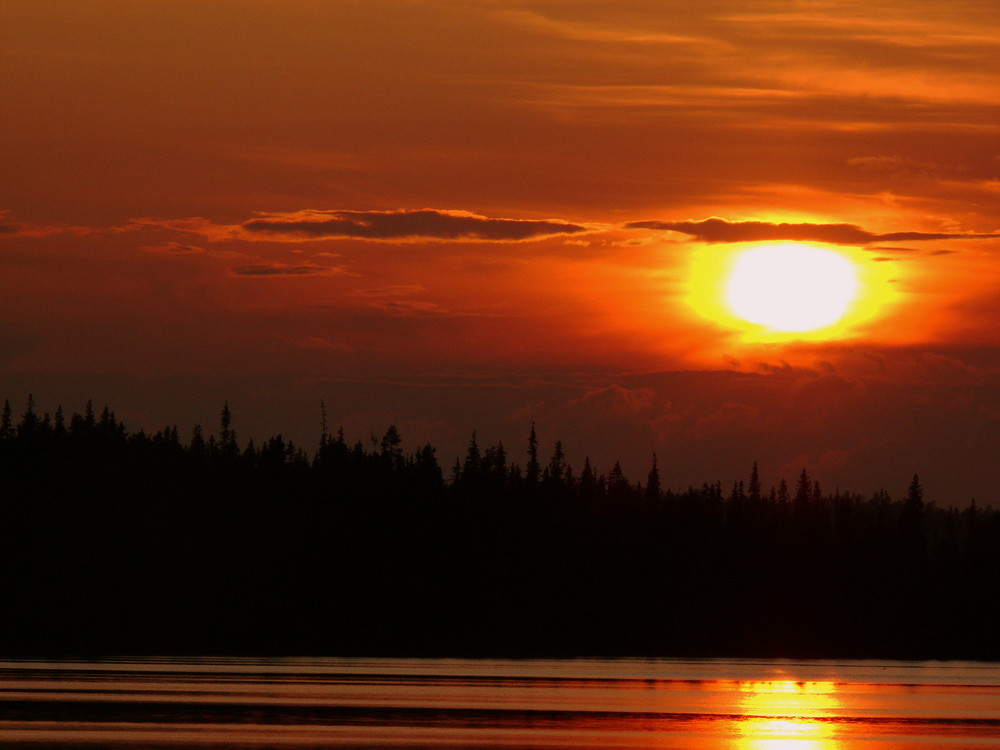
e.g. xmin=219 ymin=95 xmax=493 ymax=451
xmin=141 ymin=241 xmax=249 ymax=260
xmin=125 ymin=216 xmax=246 ymax=242
xmin=847 ymin=155 xmax=937 ymax=173
xmin=241 ymin=208 xmax=589 ymax=242
xmin=231 ymin=263 xmax=343 ymax=277
xmin=0 ymin=211 xmax=96 ymax=238
xmin=569 ymin=384 xmax=657 ymax=415
xmin=863 ymin=245 xmax=956 ymax=260
xmin=627 ymin=217 xmax=1000 ymax=245
xmin=141 ymin=242 xmax=209 ymax=255
xmin=0 ymin=210 xmax=26 ymax=236
xmin=779 ymin=448 xmax=858 ymax=482
xmin=284 ymin=336 xmax=355 ymax=352
xmin=373 ymin=300 xmax=459 ymax=317
xmin=498 ymin=8 xmax=717 ymax=47
xmin=352 ymin=285 xmax=429 ymax=297
xmin=690 ymin=402 xmax=762 ymax=439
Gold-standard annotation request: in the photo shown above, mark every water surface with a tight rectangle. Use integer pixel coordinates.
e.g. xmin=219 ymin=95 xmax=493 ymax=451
xmin=1 ymin=657 xmax=999 ymax=748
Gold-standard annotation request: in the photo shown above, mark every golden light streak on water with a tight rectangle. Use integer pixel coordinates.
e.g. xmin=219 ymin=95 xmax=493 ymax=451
xmin=733 ymin=680 xmax=841 ymax=749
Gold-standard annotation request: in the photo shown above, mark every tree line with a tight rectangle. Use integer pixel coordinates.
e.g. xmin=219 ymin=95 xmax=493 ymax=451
xmin=1 ymin=396 xmax=997 ymax=660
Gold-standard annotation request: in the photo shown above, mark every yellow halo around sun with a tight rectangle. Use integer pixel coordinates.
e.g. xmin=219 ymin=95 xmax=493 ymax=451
xmin=684 ymin=240 xmax=895 ymax=343
xmin=725 ymin=244 xmax=858 ymax=332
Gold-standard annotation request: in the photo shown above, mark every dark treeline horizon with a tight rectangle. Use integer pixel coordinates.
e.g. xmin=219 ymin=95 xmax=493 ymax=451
xmin=2 ymin=395 xmax=999 ymax=661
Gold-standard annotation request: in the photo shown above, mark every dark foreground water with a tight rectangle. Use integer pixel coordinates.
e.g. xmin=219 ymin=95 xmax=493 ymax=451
xmin=1 ymin=657 xmax=999 ymax=748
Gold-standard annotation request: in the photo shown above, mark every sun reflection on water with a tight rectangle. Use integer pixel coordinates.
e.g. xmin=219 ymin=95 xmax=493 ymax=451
xmin=734 ymin=680 xmax=841 ymax=750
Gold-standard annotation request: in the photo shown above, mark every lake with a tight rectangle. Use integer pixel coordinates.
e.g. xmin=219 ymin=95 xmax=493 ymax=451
xmin=1 ymin=657 xmax=999 ymax=748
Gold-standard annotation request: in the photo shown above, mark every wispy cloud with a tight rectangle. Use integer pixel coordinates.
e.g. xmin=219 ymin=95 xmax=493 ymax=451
xmin=497 ymin=9 xmax=716 ymax=47
xmin=0 ymin=210 xmax=27 ymax=236
xmin=864 ymin=246 xmax=921 ymax=253
xmin=373 ymin=300 xmax=457 ymax=317
xmin=231 ymin=263 xmax=347 ymax=277
xmin=141 ymin=242 xmax=210 ymax=255
xmin=129 ymin=209 xmax=591 ymax=244
xmin=140 ymin=241 xmax=249 ymax=260
xmin=352 ymin=285 xmax=429 ymax=297
xmin=126 ymin=216 xmax=242 ymax=241
xmin=847 ymin=155 xmax=938 ymax=173
xmin=241 ymin=209 xmax=589 ymax=242
xmin=627 ymin=217 xmax=1000 ymax=245
xmin=0 ymin=211 xmax=98 ymax=238
xmin=283 ymin=336 xmax=355 ymax=352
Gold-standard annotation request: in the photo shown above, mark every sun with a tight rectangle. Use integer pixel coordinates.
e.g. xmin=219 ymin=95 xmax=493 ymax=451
xmin=725 ymin=243 xmax=858 ymax=332
xmin=682 ymin=237 xmax=898 ymax=347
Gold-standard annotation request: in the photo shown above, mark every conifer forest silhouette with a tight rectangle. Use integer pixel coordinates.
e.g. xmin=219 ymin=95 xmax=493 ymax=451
xmin=2 ymin=395 xmax=998 ymax=660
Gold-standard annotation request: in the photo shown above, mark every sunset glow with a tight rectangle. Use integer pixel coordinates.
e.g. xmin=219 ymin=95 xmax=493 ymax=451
xmin=2 ymin=0 xmax=1000 ymax=504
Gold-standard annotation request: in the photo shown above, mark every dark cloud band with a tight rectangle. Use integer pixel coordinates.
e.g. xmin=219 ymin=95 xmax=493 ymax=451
xmin=627 ymin=218 xmax=1000 ymax=245
xmin=243 ymin=209 xmax=588 ymax=242
xmin=232 ymin=264 xmax=331 ymax=276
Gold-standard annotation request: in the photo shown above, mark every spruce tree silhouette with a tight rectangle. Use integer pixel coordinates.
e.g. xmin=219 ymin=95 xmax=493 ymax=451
xmin=645 ymin=454 xmax=661 ymax=501
xmin=1 ymin=399 xmax=12 ymax=439
xmin=525 ymin=422 xmax=540 ymax=487
xmin=1 ymin=394 xmax=999 ymax=659
xmin=545 ymin=440 xmax=566 ymax=490
xmin=748 ymin=461 xmax=761 ymax=503
xmin=579 ymin=457 xmax=598 ymax=502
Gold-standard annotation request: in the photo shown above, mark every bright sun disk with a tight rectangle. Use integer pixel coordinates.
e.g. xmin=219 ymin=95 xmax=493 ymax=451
xmin=725 ymin=244 xmax=858 ymax=332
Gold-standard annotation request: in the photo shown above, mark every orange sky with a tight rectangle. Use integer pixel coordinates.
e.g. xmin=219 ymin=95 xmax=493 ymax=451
xmin=2 ymin=0 xmax=999 ymax=503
